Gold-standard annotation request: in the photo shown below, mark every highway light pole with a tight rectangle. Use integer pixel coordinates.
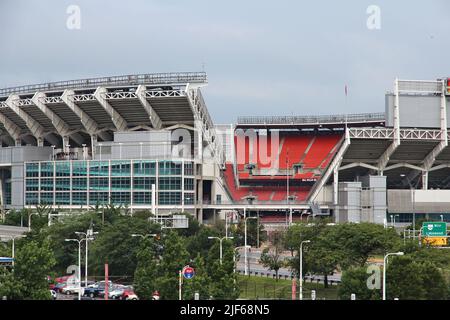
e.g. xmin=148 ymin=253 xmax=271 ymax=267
xmin=76 ymin=229 xmax=98 ymax=287
xmin=208 ymin=236 xmax=234 ymax=265
xmin=65 ymin=238 xmax=83 ymax=300
xmin=244 ymin=216 xmax=257 ymax=275
xmin=28 ymin=212 xmax=39 ymax=232
xmin=299 ymin=240 xmax=311 ymax=301
xmin=7 ymin=235 xmax=26 ymax=267
xmin=383 ymin=251 xmax=404 ymax=300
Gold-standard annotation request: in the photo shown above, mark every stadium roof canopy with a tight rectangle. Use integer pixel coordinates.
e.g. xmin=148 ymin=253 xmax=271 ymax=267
xmin=0 ymin=72 xmax=211 ymax=146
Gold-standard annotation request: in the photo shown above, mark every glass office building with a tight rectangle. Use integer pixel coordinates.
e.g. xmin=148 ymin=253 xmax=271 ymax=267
xmin=24 ymin=159 xmax=195 ymax=208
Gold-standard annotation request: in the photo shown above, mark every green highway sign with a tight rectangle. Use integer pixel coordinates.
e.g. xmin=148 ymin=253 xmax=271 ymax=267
xmin=422 ymin=222 xmax=447 ymax=237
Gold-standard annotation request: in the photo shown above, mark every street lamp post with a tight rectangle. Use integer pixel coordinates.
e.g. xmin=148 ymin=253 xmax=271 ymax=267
xmin=75 ymin=229 xmax=98 ymax=288
xmin=383 ymin=251 xmax=404 ymax=300
xmin=233 ymin=245 xmax=250 ymax=291
xmin=65 ymin=238 xmax=83 ymax=300
xmin=244 ymin=216 xmax=257 ymax=275
xmin=393 ymin=214 xmax=399 ymax=227
xmin=440 ymin=214 xmax=444 ymax=222
xmin=299 ymin=240 xmax=311 ymax=301
xmin=209 ymin=236 xmax=234 ymax=265
xmin=131 ymin=233 xmax=158 ymax=240
xmin=28 ymin=212 xmax=39 ymax=232
xmin=7 ymin=235 xmax=26 ymax=267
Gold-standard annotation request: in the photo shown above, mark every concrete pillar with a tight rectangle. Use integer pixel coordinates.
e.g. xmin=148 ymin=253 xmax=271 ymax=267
xmin=422 ymin=171 xmax=428 ymax=190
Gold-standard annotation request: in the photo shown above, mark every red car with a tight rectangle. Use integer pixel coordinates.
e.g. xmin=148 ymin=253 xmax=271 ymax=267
xmin=120 ymin=289 xmax=138 ymax=300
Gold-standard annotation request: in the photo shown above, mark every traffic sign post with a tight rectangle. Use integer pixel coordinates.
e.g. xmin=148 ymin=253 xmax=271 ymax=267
xmin=422 ymin=222 xmax=447 ymax=237
xmin=421 ymin=222 xmax=448 ymax=247
xmin=180 ymin=265 xmax=195 ymax=300
xmin=182 ymin=265 xmax=195 ymax=279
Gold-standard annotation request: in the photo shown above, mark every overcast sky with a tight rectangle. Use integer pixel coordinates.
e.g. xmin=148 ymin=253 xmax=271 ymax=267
xmin=0 ymin=0 xmax=449 ymax=123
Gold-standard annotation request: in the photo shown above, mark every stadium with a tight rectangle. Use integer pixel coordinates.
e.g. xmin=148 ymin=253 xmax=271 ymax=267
xmin=0 ymin=72 xmax=449 ymax=228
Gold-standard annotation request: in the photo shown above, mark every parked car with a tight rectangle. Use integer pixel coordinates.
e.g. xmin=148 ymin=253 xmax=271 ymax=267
xmin=108 ymin=285 xmax=126 ymax=299
xmin=53 ymin=282 xmax=67 ymax=293
xmin=83 ymin=281 xmax=112 ymax=298
xmin=120 ymin=289 xmax=138 ymax=300
xmin=61 ymin=284 xmax=84 ymax=295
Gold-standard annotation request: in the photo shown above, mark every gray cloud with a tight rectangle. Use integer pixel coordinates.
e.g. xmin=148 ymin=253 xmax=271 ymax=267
xmin=0 ymin=0 xmax=449 ymax=123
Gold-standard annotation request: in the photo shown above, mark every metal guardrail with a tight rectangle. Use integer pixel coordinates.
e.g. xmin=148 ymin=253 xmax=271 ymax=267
xmin=0 ymin=72 xmax=207 ymax=96
xmin=237 ymin=112 xmax=385 ymax=125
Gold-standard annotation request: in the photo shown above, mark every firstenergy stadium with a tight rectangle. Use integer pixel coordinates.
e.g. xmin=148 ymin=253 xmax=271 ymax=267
xmin=0 ymin=72 xmax=449 ymax=227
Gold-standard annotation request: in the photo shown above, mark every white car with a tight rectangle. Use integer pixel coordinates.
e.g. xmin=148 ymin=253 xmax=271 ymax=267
xmin=61 ymin=284 xmax=84 ymax=295
xmin=108 ymin=285 xmax=125 ymax=299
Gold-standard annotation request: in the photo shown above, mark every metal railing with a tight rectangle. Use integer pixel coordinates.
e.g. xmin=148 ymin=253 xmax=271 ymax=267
xmin=237 ymin=112 xmax=385 ymax=125
xmin=0 ymin=72 xmax=207 ymax=96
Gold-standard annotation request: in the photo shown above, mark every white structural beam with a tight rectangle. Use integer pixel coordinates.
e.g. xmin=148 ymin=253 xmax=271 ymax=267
xmin=5 ymin=95 xmax=47 ymax=146
xmin=378 ymin=78 xmax=401 ymax=174
xmin=32 ymin=92 xmax=84 ymax=148
xmin=384 ymin=163 xmax=424 ymax=172
xmin=94 ymin=87 xmax=128 ymax=132
xmin=61 ymin=90 xmax=100 ymax=135
xmin=0 ymin=107 xmax=22 ymax=146
xmin=309 ymin=129 xmax=351 ymax=202
xmin=339 ymin=162 xmax=379 ymax=172
xmin=136 ymin=85 xmax=163 ymax=129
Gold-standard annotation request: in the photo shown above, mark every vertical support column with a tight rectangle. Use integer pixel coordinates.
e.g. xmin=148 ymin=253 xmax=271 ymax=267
xmin=91 ymin=135 xmax=97 ymax=160
xmin=181 ymin=160 xmax=185 ymax=213
xmin=151 ymin=183 xmax=156 ymax=217
xmin=333 ymin=166 xmax=339 ymax=205
xmin=63 ymin=136 xmax=70 ymax=155
xmin=37 ymin=137 xmax=44 ymax=147
xmin=422 ymin=171 xmax=428 ymax=191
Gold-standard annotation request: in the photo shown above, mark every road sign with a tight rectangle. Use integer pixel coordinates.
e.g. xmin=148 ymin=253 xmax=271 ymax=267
xmin=182 ymin=266 xmax=195 ymax=279
xmin=422 ymin=222 xmax=447 ymax=237
xmin=422 ymin=236 xmax=448 ymax=246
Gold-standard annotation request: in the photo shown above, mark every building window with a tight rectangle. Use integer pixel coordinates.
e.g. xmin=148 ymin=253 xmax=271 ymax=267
xmin=89 ymin=161 xmax=109 ymax=176
xmin=133 ymin=161 xmax=156 ymax=176
xmin=184 ymin=178 xmax=194 ymax=191
xmin=25 ymin=163 xmax=39 ymax=177
xmin=73 ymin=161 xmax=88 ymax=176
xmin=55 ymin=162 xmax=70 ymax=177
xmin=55 ymin=192 xmax=70 ymax=205
xmin=90 ymin=178 xmax=109 ymax=191
xmin=158 ymin=192 xmax=181 ymax=205
xmin=111 ymin=192 xmax=130 ymax=205
xmin=159 ymin=177 xmax=182 ymax=190
xmin=89 ymin=192 xmax=109 ymax=205
xmin=216 ymin=194 xmax=222 ymax=204
xmin=72 ymin=192 xmax=87 ymax=205
xmin=41 ymin=162 xmax=54 ymax=177
xmin=25 ymin=192 xmax=39 ymax=205
xmin=72 ymin=178 xmax=87 ymax=191
xmin=26 ymin=179 xmax=39 ymax=191
xmin=111 ymin=177 xmax=131 ymax=191
xmin=55 ymin=178 xmax=71 ymax=191
xmin=184 ymin=162 xmax=194 ymax=175
xmin=40 ymin=178 xmax=54 ymax=191
xmin=159 ymin=161 xmax=182 ymax=175
xmin=133 ymin=192 xmax=152 ymax=205
xmin=133 ymin=177 xmax=155 ymax=191
xmin=41 ymin=192 xmax=54 ymax=205
xmin=184 ymin=193 xmax=195 ymax=205
xmin=111 ymin=160 xmax=131 ymax=176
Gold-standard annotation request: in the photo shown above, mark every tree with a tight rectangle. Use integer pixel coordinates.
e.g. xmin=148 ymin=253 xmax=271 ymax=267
xmin=6 ymin=240 xmax=57 ymax=300
xmin=133 ymin=238 xmax=160 ymax=300
xmin=338 ymin=267 xmax=381 ymax=300
xmin=233 ymin=218 xmax=267 ymax=247
xmin=259 ymin=231 xmax=286 ymax=281
xmin=89 ymin=215 xmax=160 ymax=278
xmin=155 ymin=231 xmax=190 ymax=300
xmin=386 ymin=255 xmax=448 ymax=300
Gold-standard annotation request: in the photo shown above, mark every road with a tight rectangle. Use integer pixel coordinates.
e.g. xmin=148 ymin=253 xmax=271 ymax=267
xmin=235 ymin=248 xmax=342 ymax=283
xmin=0 ymin=225 xmax=28 ymax=240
